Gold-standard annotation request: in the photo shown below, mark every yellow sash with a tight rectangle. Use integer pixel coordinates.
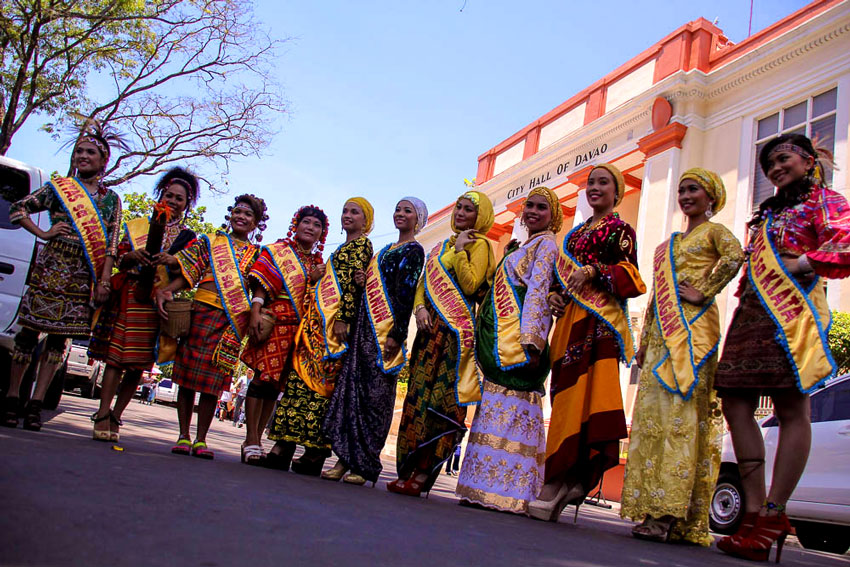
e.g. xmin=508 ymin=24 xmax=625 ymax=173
xmin=264 ymin=241 xmax=309 ymax=320
xmin=364 ymin=244 xmax=406 ymax=374
xmin=554 ymin=228 xmax=635 ymax=364
xmin=490 ymin=258 xmax=529 ymax=370
xmin=650 ymin=236 xmax=720 ymax=399
xmin=748 ymin=216 xmax=835 ymax=393
xmin=424 ymin=241 xmax=481 ymax=405
xmin=52 ymin=176 xmax=108 ymax=279
xmin=315 ymin=246 xmax=348 ymax=360
xmin=204 ymin=232 xmax=252 ymax=339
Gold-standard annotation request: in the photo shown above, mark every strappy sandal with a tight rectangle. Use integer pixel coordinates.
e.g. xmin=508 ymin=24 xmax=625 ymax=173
xmin=22 ymin=399 xmax=43 ymax=431
xmin=91 ymin=411 xmax=112 ymax=441
xmin=191 ymin=440 xmax=214 ymax=460
xmin=171 ymin=438 xmax=192 ymax=455
xmin=2 ymin=397 xmax=20 ymax=428
xmin=109 ymin=413 xmax=122 ymax=442
xmin=242 ymin=444 xmax=265 ymax=466
xmin=632 ymin=515 xmax=677 ymax=543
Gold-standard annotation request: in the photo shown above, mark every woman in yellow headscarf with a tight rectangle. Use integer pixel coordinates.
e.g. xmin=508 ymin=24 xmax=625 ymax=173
xmin=264 ymin=197 xmax=373 ymax=474
xmin=388 ymin=190 xmax=496 ymax=497
xmin=531 ymin=163 xmax=646 ymax=522
xmin=620 ymin=168 xmax=744 ymax=545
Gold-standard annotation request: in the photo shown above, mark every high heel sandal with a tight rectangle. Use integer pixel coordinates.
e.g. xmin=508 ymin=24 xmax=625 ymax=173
xmin=109 ymin=412 xmax=122 ymax=442
xmin=291 ymin=451 xmax=326 ymax=476
xmin=386 ymin=474 xmax=427 ymax=497
xmin=22 ymin=399 xmax=43 ymax=431
xmin=91 ymin=411 xmax=111 ymax=441
xmin=528 ymin=483 xmax=585 ymax=523
xmin=718 ymin=505 xmax=793 ymax=563
xmin=2 ymin=397 xmax=20 ymax=428
xmin=321 ymin=462 xmax=347 ymax=481
xmin=263 ymin=441 xmax=296 ymax=471
xmin=632 ymin=515 xmax=678 ymax=543
xmin=342 ymin=472 xmax=374 ymax=487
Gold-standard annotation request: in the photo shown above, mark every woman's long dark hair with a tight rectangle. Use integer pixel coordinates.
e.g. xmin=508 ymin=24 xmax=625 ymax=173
xmin=748 ymin=133 xmax=819 ymax=227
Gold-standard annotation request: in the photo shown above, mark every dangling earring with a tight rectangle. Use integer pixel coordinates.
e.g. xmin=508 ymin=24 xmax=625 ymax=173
xmin=414 ymin=222 xmax=419 ymax=233
xmin=705 ymin=202 xmax=714 ymax=219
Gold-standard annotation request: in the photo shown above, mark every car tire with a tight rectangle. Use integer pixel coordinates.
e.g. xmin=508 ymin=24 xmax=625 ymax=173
xmin=43 ymin=364 xmax=66 ymax=410
xmin=710 ymin=469 xmax=744 ymax=535
xmin=794 ymin=521 xmax=850 ymax=555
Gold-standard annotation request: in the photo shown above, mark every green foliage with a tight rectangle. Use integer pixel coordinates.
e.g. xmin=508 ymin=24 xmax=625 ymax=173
xmin=828 ymin=311 xmax=850 ymax=375
xmin=121 ymin=191 xmax=217 ymax=235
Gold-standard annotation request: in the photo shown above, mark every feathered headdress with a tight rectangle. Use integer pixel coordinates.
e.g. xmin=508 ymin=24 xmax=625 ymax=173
xmin=62 ymin=113 xmax=131 ymax=176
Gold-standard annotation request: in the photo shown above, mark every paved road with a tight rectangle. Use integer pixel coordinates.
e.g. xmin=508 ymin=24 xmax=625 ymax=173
xmin=2 ymin=395 xmax=848 ymax=567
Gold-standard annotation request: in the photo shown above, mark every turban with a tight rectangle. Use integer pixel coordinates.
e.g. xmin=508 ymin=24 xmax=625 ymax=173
xmin=346 ymin=197 xmax=374 ymax=235
xmin=400 ymin=196 xmax=429 ymax=234
xmin=526 ymin=186 xmax=563 ymax=233
xmin=679 ymin=168 xmax=727 ymax=213
xmin=590 ymin=163 xmax=626 ymax=208
xmin=451 ymin=190 xmax=495 ymax=235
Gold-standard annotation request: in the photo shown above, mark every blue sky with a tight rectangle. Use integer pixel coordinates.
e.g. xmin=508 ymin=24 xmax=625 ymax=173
xmin=7 ymin=0 xmax=809 ymax=249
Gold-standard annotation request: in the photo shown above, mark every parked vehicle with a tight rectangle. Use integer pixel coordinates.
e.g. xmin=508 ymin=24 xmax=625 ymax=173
xmin=153 ymin=379 xmax=180 ymax=405
xmin=710 ymin=374 xmax=850 ymax=554
xmin=58 ymin=338 xmax=105 ymax=399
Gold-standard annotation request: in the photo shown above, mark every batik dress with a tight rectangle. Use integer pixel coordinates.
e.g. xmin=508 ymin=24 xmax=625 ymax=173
xmin=546 ymin=213 xmax=644 ymax=496
xmin=240 ymin=240 xmax=322 ymax=388
xmin=269 ymin=236 xmax=372 ymax=452
xmin=9 ymin=180 xmax=122 ymax=339
xmin=89 ymin=219 xmax=195 ymax=369
xmin=455 ymin=231 xmax=557 ymax=514
xmin=395 ymin=235 xmax=494 ymax=491
xmin=323 ymin=241 xmax=425 ymax=482
xmin=621 ymin=221 xmax=743 ymax=546
xmin=716 ymin=184 xmax=850 ymax=392
xmin=171 ymin=234 xmax=259 ymax=395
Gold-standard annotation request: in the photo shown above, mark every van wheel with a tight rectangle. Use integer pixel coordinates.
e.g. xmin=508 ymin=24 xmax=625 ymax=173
xmin=710 ymin=471 xmax=744 ymax=535
xmin=794 ymin=521 xmax=850 ymax=554
xmin=42 ymin=364 xmax=65 ymax=410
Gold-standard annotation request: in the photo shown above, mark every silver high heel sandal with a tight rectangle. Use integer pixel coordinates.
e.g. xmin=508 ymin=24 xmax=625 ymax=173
xmin=527 ymin=483 xmax=585 ymax=523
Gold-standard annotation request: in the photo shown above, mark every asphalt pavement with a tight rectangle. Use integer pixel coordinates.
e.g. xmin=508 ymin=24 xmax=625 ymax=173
xmin=1 ymin=394 xmax=848 ymax=567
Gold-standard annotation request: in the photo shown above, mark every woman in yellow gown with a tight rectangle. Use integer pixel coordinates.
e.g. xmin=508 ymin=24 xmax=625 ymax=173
xmin=620 ymin=168 xmax=744 ymax=545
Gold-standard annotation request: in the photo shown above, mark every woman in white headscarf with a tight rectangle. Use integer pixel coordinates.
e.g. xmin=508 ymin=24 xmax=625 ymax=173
xmin=322 ymin=197 xmax=427 ymax=485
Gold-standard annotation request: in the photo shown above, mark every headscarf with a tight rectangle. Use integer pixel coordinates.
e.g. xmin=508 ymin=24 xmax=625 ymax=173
xmin=526 ymin=186 xmax=564 ymax=233
xmin=345 ymin=197 xmax=374 ymax=235
xmin=590 ymin=163 xmax=626 ymax=208
xmin=399 ymin=196 xmax=429 ymax=234
xmin=679 ymin=168 xmax=727 ymax=213
xmin=450 ymin=190 xmax=495 ymax=235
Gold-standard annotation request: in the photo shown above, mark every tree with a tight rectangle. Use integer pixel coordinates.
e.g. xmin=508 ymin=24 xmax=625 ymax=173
xmin=829 ymin=311 xmax=850 ymax=375
xmin=121 ymin=190 xmax=217 ymax=235
xmin=1 ymin=0 xmax=286 ymax=191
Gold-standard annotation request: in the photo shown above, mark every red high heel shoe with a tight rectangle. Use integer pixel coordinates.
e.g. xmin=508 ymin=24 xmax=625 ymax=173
xmin=386 ymin=475 xmax=425 ymax=497
xmin=717 ymin=510 xmax=759 ymax=553
xmin=718 ymin=512 xmax=793 ymax=563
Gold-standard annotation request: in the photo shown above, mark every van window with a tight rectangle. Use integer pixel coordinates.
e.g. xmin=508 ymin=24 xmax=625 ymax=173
xmin=0 ymin=165 xmax=31 ymax=230
xmin=159 ymin=380 xmax=173 ymax=388
xmin=810 ymin=380 xmax=850 ymax=423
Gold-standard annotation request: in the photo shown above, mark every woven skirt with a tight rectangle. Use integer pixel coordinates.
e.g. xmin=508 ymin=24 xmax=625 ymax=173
xmin=90 ymin=277 xmax=159 ymax=370
xmin=172 ymin=301 xmax=233 ymax=396
xmin=240 ymin=299 xmax=298 ymax=386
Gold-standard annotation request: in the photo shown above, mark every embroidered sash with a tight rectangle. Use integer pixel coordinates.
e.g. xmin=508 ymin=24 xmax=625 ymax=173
xmin=748 ymin=216 xmax=835 ymax=393
xmin=554 ymin=227 xmax=635 ymax=364
xmin=424 ymin=241 xmax=481 ymax=405
xmin=490 ymin=259 xmax=529 ymax=370
xmin=203 ymin=233 xmax=253 ymax=371
xmin=364 ymin=244 xmax=406 ymax=374
xmin=650 ymin=236 xmax=720 ymax=399
xmin=264 ymin=241 xmax=310 ymax=320
xmin=315 ymin=248 xmax=348 ymax=360
xmin=51 ymin=176 xmax=109 ymax=279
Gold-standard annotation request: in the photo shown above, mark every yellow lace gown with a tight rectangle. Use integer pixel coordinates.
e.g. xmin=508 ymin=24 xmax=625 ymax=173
xmin=620 ymin=221 xmax=744 ymax=546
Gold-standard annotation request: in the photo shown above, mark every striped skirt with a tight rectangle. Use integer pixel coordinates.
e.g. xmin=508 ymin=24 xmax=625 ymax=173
xmin=172 ymin=301 xmax=233 ymax=396
xmin=90 ymin=276 xmax=159 ymax=370
xmin=455 ymin=380 xmax=545 ymax=515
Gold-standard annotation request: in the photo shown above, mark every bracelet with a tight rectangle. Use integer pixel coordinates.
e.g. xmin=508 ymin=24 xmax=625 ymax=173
xmin=415 ymin=304 xmax=427 ymax=314
xmin=98 ymin=280 xmax=111 ymax=290
xmin=581 ymin=265 xmax=595 ymax=279
xmin=251 ymin=297 xmax=265 ymax=306
xmin=797 ymin=254 xmax=814 ymax=274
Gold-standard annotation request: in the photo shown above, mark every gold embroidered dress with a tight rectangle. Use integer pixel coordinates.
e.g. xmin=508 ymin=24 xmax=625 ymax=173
xmin=621 ymin=221 xmax=743 ymax=546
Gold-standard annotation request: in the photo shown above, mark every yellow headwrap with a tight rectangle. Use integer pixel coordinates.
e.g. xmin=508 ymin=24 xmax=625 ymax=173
xmin=345 ymin=197 xmax=374 ymax=235
xmin=526 ymin=186 xmax=564 ymax=233
xmin=590 ymin=163 xmax=626 ymax=208
xmin=451 ymin=190 xmax=495 ymax=235
xmin=679 ymin=168 xmax=727 ymax=213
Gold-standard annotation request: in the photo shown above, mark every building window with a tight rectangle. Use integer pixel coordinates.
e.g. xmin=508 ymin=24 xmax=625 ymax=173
xmin=752 ymin=87 xmax=837 ymax=211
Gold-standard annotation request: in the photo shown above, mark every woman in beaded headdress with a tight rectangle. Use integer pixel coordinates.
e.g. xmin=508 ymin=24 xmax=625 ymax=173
xmin=155 ymin=194 xmax=266 ymax=459
xmin=88 ymin=167 xmax=200 ymax=442
xmin=454 ymin=187 xmax=560 ymax=514
xmin=238 ymin=205 xmax=329 ymax=465
xmin=2 ymin=119 xmax=126 ymax=431
xmin=263 ymin=197 xmax=374 ymax=475
xmin=321 ymin=197 xmax=426 ymax=485
xmin=714 ymin=134 xmax=850 ymax=562
xmin=531 ymin=164 xmax=645 ymax=523
xmin=621 ymin=168 xmax=744 ymax=545
xmin=388 ymin=190 xmax=495 ymax=497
